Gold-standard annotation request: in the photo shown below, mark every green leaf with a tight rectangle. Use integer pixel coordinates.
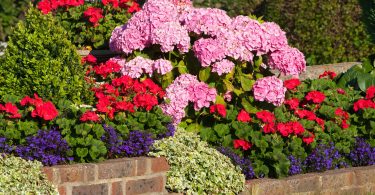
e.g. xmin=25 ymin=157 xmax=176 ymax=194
xmin=199 ymin=67 xmax=211 ymax=82
xmin=240 ymin=75 xmax=254 ymax=91
xmin=76 ymin=148 xmax=88 ymax=158
xmin=177 ymin=60 xmax=188 ymax=74
xmin=215 ymin=95 xmax=226 ymax=106
xmin=357 ymin=73 xmax=375 ymax=91
xmin=213 ymin=124 xmax=230 ymax=137
xmin=186 ymin=123 xmax=201 ymax=133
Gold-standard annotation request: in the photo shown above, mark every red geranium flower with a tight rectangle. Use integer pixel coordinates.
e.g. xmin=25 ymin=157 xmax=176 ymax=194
xmin=337 ymin=88 xmax=346 ymax=95
xmin=209 ymin=104 xmax=226 ymax=118
xmin=83 ymin=7 xmax=103 ymax=27
xmin=365 ymin=86 xmax=375 ymax=100
xmin=80 ymin=111 xmax=100 ymax=122
xmin=102 ymin=0 xmax=119 ymax=7
xmin=305 ymin=91 xmax=325 ymax=104
xmin=81 ymin=54 xmax=97 ymax=65
xmin=294 ymin=109 xmax=316 ymax=120
xmin=127 ymin=1 xmax=141 ymax=13
xmin=353 ymin=99 xmax=375 ymax=112
xmin=133 ymin=93 xmax=158 ymax=111
xmin=319 ymin=71 xmax=336 ymax=79
xmin=277 ymin=122 xmax=293 ymax=137
xmin=115 ymin=101 xmax=135 ymax=113
xmin=31 ymin=101 xmax=59 ymax=121
xmin=237 ymin=109 xmax=251 ymax=122
xmin=93 ymin=60 xmax=121 ymax=78
xmin=263 ymin=123 xmax=276 ymax=134
xmin=302 ymin=132 xmax=315 ymax=145
xmin=315 ymin=117 xmax=325 ymax=130
xmin=233 ymin=139 xmax=252 ymax=150
xmin=284 ymin=98 xmax=300 ymax=110
xmin=291 ymin=121 xmax=305 ymax=135
xmin=335 ymin=108 xmax=349 ymax=120
xmin=37 ymin=0 xmax=53 ymax=14
xmin=256 ymin=110 xmax=275 ymax=123
xmin=0 ymin=103 xmax=21 ymax=119
xmin=284 ymin=78 xmax=301 ymax=90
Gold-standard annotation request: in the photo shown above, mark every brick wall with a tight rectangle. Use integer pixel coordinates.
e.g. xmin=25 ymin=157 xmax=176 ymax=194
xmin=42 ymin=157 xmax=169 ymax=195
xmin=240 ymin=165 xmax=375 ymax=195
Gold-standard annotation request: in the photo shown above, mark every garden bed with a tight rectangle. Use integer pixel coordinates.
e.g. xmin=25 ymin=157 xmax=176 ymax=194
xmin=41 ymin=157 xmax=169 ymax=195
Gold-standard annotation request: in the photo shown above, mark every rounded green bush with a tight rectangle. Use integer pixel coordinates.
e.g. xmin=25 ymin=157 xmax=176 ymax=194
xmin=149 ymin=128 xmax=245 ymax=195
xmin=0 ymin=155 xmax=57 ymax=194
xmin=0 ymin=6 xmax=93 ymax=104
xmin=263 ymin=0 xmax=375 ymax=65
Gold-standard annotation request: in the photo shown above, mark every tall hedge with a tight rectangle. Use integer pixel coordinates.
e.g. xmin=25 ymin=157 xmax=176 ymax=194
xmin=0 ymin=6 xmax=93 ymax=104
xmin=0 ymin=0 xmax=29 ymax=41
xmin=360 ymin=0 xmax=375 ymax=43
xmin=263 ymin=0 xmax=375 ymax=65
xmin=193 ymin=0 xmax=263 ymax=16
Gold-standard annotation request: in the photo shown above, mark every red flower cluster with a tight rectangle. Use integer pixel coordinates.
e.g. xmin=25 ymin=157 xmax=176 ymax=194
xmin=284 ymin=98 xmax=299 ymax=110
xmin=81 ymin=54 xmax=97 ymax=65
xmin=209 ymin=104 xmax=226 ymax=117
xmin=302 ymin=132 xmax=315 ymax=145
xmin=80 ymin=111 xmax=100 ymax=122
xmin=38 ymin=0 xmax=84 ymax=14
xmin=255 ymin=110 xmax=277 ymax=134
xmin=284 ymin=78 xmax=301 ymax=90
xmin=233 ymin=139 xmax=252 ymax=150
xmin=335 ymin=108 xmax=349 ymax=129
xmin=102 ymin=0 xmax=140 ymax=12
xmin=353 ymin=99 xmax=375 ymax=112
xmin=21 ymin=94 xmax=59 ymax=121
xmin=92 ymin=76 xmax=164 ymax=119
xmin=366 ymin=86 xmax=375 ymax=100
xmin=0 ymin=103 xmax=21 ymax=119
xmin=295 ymin=109 xmax=316 ymax=121
xmin=305 ymin=91 xmax=325 ymax=104
xmin=93 ymin=60 xmax=121 ymax=78
xmin=337 ymin=88 xmax=346 ymax=95
xmin=276 ymin=121 xmax=305 ymax=137
xmin=318 ymin=71 xmax=337 ymax=79
xmin=237 ymin=109 xmax=251 ymax=122
xmin=83 ymin=7 xmax=104 ymax=27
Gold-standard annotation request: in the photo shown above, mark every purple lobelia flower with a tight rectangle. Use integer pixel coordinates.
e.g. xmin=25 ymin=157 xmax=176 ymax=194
xmin=157 ymin=123 xmax=176 ymax=139
xmin=0 ymin=137 xmax=13 ymax=154
xmin=217 ymin=146 xmax=255 ymax=179
xmin=303 ymin=142 xmax=347 ymax=172
xmin=15 ymin=128 xmax=72 ymax=166
xmin=102 ymin=124 xmax=154 ymax=157
xmin=348 ymin=137 xmax=375 ymax=167
xmin=288 ymin=155 xmax=303 ymax=176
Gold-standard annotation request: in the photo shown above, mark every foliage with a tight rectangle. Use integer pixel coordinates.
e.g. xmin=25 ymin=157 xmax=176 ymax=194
xmin=262 ymin=0 xmax=375 ymax=65
xmin=0 ymin=155 xmax=58 ymax=194
xmin=192 ymin=0 xmax=263 ymax=17
xmin=149 ymin=128 xmax=245 ymax=195
xmin=35 ymin=0 xmax=140 ymax=49
xmin=0 ymin=0 xmax=29 ymax=41
xmin=360 ymin=0 xmax=375 ymax=43
xmin=336 ymin=59 xmax=375 ymax=92
xmin=0 ymin=6 xmax=93 ymax=105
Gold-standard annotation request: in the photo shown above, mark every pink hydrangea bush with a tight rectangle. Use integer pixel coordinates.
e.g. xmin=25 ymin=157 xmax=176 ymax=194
xmin=109 ymin=0 xmax=306 ymax=125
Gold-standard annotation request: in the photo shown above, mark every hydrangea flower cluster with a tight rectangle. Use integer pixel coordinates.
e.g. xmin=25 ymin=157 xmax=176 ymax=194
xmin=110 ymin=0 xmax=306 ymax=76
xmin=15 ymin=129 xmax=73 ymax=166
xmin=121 ymin=56 xmax=173 ymax=78
xmin=217 ymin=146 xmax=255 ymax=180
xmin=160 ymin=74 xmax=217 ymax=123
xmin=253 ymin=76 xmax=287 ymax=106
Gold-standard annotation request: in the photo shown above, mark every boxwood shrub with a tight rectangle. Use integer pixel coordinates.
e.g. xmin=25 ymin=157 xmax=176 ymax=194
xmin=0 ymin=6 xmax=93 ymax=105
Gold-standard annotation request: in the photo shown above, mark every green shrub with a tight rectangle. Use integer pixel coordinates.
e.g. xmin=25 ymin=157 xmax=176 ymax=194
xmin=193 ymin=0 xmax=263 ymax=17
xmin=263 ymin=0 xmax=375 ymax=65
xmin=149 ymin=128 xmax=245 ymax=195
xmin=360 ymin=0 xmax=375 ymax=43
xmin=0 ymin=0 xmax=29 ymax=41
xmin=0 ymin=155 xmax=57 ymax=194
xmin=0 ymin=6 xmax=93 ymax=105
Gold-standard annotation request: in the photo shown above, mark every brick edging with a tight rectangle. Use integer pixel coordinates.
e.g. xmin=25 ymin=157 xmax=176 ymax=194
xmin=240 ymin=165 xmax=375 ymax=195
xmin=42 ymin=157 xmax=169 ymax=195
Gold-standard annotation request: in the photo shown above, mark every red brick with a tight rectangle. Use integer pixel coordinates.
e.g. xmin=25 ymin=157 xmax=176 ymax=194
xmin=55 ymin=164 xmax=96 ymax=184
xmin=135 ymin=157 xmax=148 ymax=176
xmin=150 ymin=157 xmax=169 ymax=173
xmin=286 ymin=173 xmax=321 ymax=193
xmin=111 ymin=181 xmax=124 ymax=195
xmin=41 ymin=167 xmax=55 ymax=183
xmin=72 ymin=183 xmax=108 ymax=195
xmin=58 ymin=186 xmax=67 ymax=195
xmin=321 ymin=170 xmax=356 ymax=190
xmin=354 ymin=166 xmax=375 ymax=185
xmin=98 ymin=159 xmax=136 ymax=179
xmin=125 ymin=175 xmax=164 ymax=195
xmin=248 ymin=179 xmax=290 ymax=195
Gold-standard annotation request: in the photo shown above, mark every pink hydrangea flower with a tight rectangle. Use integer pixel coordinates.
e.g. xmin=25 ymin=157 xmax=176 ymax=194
xmin=268 ymin=46 xmax=307 ymax=76
xmin=121 ymin=56 xmax=154 ymax=78
xmin=153 ymin=59 xmax=173 ymax=75
xmin=230 ymin=16 xmax=264 ymax=54
xmin=109 ymin=56 xmax=126 ymax=67
xmin=187 ymin=82 xmax=217 ymax=111
xmin=151 ymin=22 xmax=190 ymax=53
xmin=261 ymin=22 xmax=288 ymax=54
xmin=179 ymin=8 xmax=232 ymax=37
xmin=224 ymin=91 xmax=232 ymax=102
xmin=253 ymin=76 xmax=286 ymax=106
xmin=193 ymin=38 xmax=226 ymax=67
xmin=212 ymin=59 xmax=235 ymax=76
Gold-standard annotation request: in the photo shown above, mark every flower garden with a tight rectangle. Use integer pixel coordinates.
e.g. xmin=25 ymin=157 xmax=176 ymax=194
xmin=0 ymin=0 xmax=374 ymax=194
